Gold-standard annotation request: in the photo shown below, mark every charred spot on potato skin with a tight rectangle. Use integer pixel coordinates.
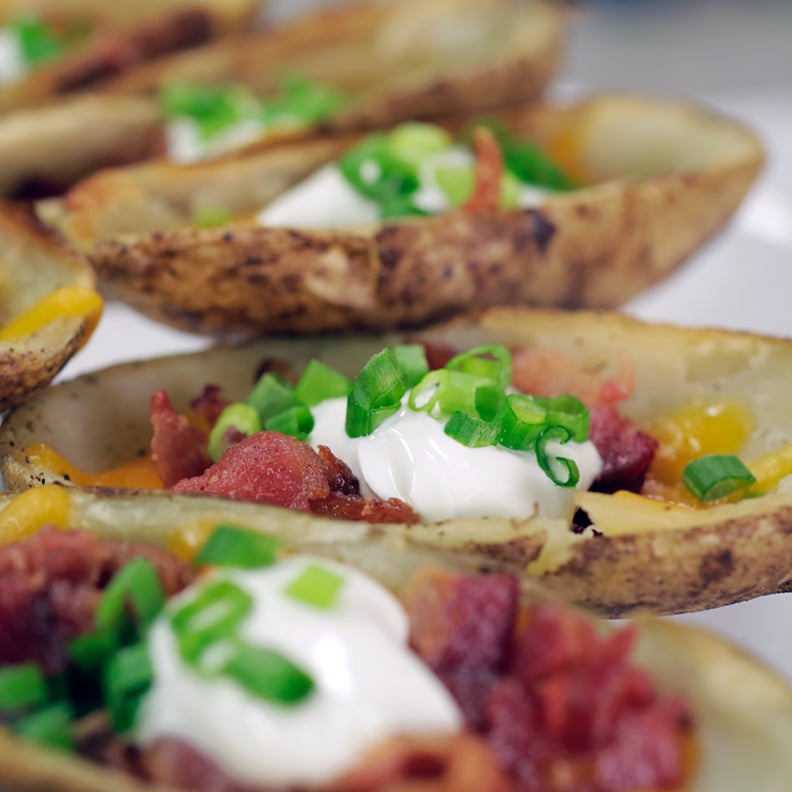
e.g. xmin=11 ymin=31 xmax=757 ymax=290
xmin=524 ymin=209 xmax=556 ymax=254
xmin=698 ymin=549 xmax=735 ymax=584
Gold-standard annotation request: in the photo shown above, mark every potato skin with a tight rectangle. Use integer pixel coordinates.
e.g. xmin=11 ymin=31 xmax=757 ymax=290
xmin=0 ymin=203 xmax=97 ymax=411
xmin=51 ymin=95 xmax=763 ymax=338
xmin=2 ymin=308 xmax=792 ymax=617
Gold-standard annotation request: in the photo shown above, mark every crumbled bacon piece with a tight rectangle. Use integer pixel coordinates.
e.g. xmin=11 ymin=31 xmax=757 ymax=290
xmin=462 ymin=128 xmax=504 ymax=213
xmin=311 ymin=493 xmax=420 ymax=525
xmin=404 ymin=571 xmax=691 ymax=792
xmin=190 ymin=384 xmax=229 ymax=428
xmin=150 ymin=390 xmax=211 ymax=488
xmin=172 ymin=431 xmax=330 ymax=511
xmin=0 ymin=529 xmax=196 ymax=673
xmin=316 ymin=445 xmax=361 ymax=496
xmin=588 ymin=403 xmax=659 ymax=494
xmin=419 ymin=341 xmax=459 ymax=371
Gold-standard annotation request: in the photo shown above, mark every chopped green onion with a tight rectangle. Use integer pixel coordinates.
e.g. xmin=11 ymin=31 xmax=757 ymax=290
xmin=345 ymin=348 xmax=407 ymax=437
xmin=13 ymin=18 xmax=65 ymax=66
xmin=264 ymin=404 xmax=314 ymax=440
xmin=378 ymin=194 xmax=429 ymax=220
xmin=247 ymin=373 xmax=300 ymax=423
xmin=171 ymin=581 xmax=253 ymax=664
xmin=221 ymin=641 xmax=314 ymax=705
xmin=14 ymin=702 xmax=73 ymax=751
xmin=160 ymin=83 xmax=259 ymax=140
xmin=338 ymin=134 xmax=419 ymax=204
xmin=68 ymin=630 xmax=118 ymax=672
xmin=444 ymin=411 xmax=501 ymax=448
xmin=194 ymin=207 xmax=233 ymax=229
xmin=386 ymin=122 xmax=452 ymax=169
xmin=96 ymin=558 xmax=166 ymax=636
xmin=195 ymin=524 xmax=281 ymax=569
xmin=0 ymin=664 xmax=49 ymax=712
xmin=285 ymin=564 xmax=345 ymax=610
xmin=537 ymin=393 xmax=590 ymax=443
xmin=209 ymin=403 xmax=261 ymax=461
xmin=294 ymin=360 xmax=352 ymax=406
xmin=445 ymin=344 xmax=512 ymax=389
xmin=535 ymin=425 xmax=580 ymax=487
xmin=499 ymin=394 xmax=548 ymax=451
xmin=409 ymin=369 xmax=503 ymax=419
xmin=682 ymin=454 xmax=757 ymax=502
xmin=393 ymin=344 xmax=430 ymax=388
xmin=260 ymin=74 xmax=346 ymax=126
xmin=103 ymin=642 xmax=153 ymax=733
xmin=434 ymin=165 xmax=474 ymax=207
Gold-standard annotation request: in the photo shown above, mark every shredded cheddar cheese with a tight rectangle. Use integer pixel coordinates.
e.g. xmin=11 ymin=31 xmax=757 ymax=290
xmin=749 ymin=443 xmax=792 ymax=493
xmin=0 ymin=286 xmax=103 ymax=346
xmin=0 ymin=485 xmax=71 ymax=544
xmin=25 ymin=443 xmax=163 ymax=489
xmin=647 ymin=399 xmax=754 ymax=486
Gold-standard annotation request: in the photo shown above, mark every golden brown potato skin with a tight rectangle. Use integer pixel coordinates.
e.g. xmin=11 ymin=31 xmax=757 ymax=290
xmin=0 ymin=203 xmax=97 ymax=411
xmin=50 ymin=95 xmax=763 ymax=338
xmin=2 ymin=308 xmax=792 ymax=617
xmin=0 ymin=1 xmax=258 ymax=115
xmin=1 ymin=487 xmax=792 ymax=791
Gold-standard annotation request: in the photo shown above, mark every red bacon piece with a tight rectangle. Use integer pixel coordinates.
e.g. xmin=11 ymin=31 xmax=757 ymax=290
xmin=589 ymin=403 xmax=659 ymax=494
xmin=172 ymin=431 xmax=330 ymax=511
xmin=150 ymin=390 xmax=211 ymax=488
xmin=0 ymin=529 xmax=196 ymax=673
xmin=189 ymin=384 xmax=229 ymax=428
xmin=462 ymin=128 xmax=504 ymax=213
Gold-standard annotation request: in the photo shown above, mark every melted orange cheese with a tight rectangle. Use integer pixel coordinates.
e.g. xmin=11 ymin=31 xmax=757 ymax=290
xmin=0 ymin=286 xmax=103 ymax=347
xmin=0 ymin=485 xmax=71 ymax=545
xmin=25 ymin=443 xmax=163 ymax=489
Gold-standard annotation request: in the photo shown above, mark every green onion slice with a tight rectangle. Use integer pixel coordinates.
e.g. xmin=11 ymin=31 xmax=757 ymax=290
xmin=103 ymin=642 xmax=153 ymax=733
xmin=338 ymin=134 xmax=419 ymax=204
xmin=68 ymin=630 xmax=118 ymax=672
xmin=285 ymin=564 xmax=345 ymax=610
xmin=345 ymin=348 xmax=407 ymax=437
xmin=13 ymin=702 xmax=73 ymax=751
xmin=221 ymin=641 xmax=314 ymax=706
xmin=386 ymin=122 xmax=452 ymax=169
xmin=13 ymin=18 xmax=65 ymax=66
xmin=392 ymin=344 xmax=429 ymax=388
xmin=260 ymin=74 xmax=346 ymax=127
xmin=246 ymin=373 xmax=300 ymax=423
xmin=160 ymin=83 xmax=259 ymax=140
xmin=294 ymin=360 xmax=352 ymax=406
xmin=195 ymin=524 xmax=281 ymax=569
xmin=444 ymin=411 xmax=501 ymax=448
xmin=445 ymin=344 xmax=512 ymax=389
xmin=208 ymin=403 xmax=262 ymax=461
xmin=171 ymin=580 xmax=253 ymax=665
xmin=408 ymin=369 xmax=504 ymax=420
xmin=498 ymin=394 xmax=549 ymax=451
xmin=535 ymin=425 xmax=580 ymax=487
xmin=0 ymin=664 xmax=49 ymax=712
xmin=96 ymin=558 xmax=166 ymax=635
xmin=194 ymin=207 xmax=233 ymax=229
xmin=682 ymin=454 xmax=757 ymax=502
xmin=265 ymin=405 xmax=314 ymax=440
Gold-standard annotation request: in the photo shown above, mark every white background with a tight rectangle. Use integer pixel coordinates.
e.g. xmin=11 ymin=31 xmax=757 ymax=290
xmin=55 ymin=1 xmax=792 ymax=680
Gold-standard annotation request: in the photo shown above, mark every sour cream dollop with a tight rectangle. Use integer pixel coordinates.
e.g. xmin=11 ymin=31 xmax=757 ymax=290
xmin=0 ymin=30 xmax=25 ymax=86
xmin=309 ymin=398 xmax=602 ymax=522
xmin=136 ymin=557 xmax=461 ymax=786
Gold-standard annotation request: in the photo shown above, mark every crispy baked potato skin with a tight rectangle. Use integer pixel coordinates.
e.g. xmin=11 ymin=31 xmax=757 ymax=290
xmin=2 ymin=308 xmax=791 ymax=617
xmin=0 ymin=1 xmax=258 ymax=115
xmin=50 ymin=95 xmax=763 ymax=338
xmin=0 ymin=203 xmax=97 ymax=410
xmin=0 ymin=0 xmax=563 ymax=198
xmin=2 ymin=488 xmax=792 ymax=790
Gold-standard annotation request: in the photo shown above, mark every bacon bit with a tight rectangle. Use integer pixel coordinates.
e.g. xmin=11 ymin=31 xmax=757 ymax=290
xmin=150 ymin=390 xmax=211 ymax=488
xmin=589 ymin=403 xmax=659 ymax=494
xmin=317 ymin=445 xmax=361 ymax=496
xmin=462 ymin=127 xmax=504 ymax=213
xmin=511 ymin=346 xmax=636 ymax=405
xmin=414 ymin=340 xmax=459 ymax=371
xmin=172 ymin=431 xmax=330 ymax=512
xmin=330 ymin=734 xmax=513 ymax=792
xmin=311 ymin=493 xmax=420 ymax=524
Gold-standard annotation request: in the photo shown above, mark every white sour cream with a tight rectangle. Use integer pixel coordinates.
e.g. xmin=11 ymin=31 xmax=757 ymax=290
xmin=309 ymin=398 xmax=602 ymax=522
xmin=136 ymin=557 xmax=461 ymax=786
xmin=0 ymin=30 xmax=25 ymax=86
xmin=256 ymin=163 xmax=381 ymax=228
xmin=256 ymin=150 xmax=550 ymax=229
xmin=166 ymin=117 xmax=269 ymax=164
